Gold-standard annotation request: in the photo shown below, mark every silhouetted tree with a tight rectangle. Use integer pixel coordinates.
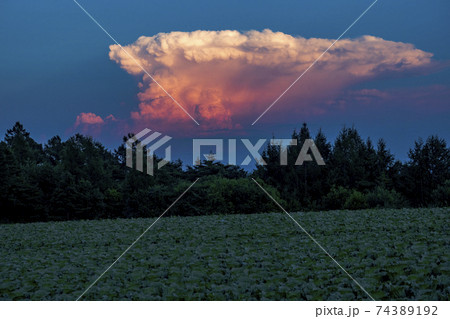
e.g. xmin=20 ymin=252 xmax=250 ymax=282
xmin=401 ymin=136 xmax=449 ymax=206
xmin=0 ymin=122 xmax=448 ymax=223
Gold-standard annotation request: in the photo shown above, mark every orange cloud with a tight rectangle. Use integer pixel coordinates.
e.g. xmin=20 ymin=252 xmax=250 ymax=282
xmin=75 ymin=112 xmax=104 ymax=126
xmin=109 ymin=29 xmax=435 ymax=132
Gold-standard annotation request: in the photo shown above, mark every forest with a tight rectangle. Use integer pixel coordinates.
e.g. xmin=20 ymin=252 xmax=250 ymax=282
xmin=0 ymin=122 xmax=448 ymax=223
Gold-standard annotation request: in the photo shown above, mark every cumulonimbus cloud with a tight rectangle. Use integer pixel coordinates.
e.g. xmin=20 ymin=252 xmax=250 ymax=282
xmin=108 ymin=29 xmax=434 ymax=131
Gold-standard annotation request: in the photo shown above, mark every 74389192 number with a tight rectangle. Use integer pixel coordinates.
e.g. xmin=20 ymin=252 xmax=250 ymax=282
xmin=376 ymin=306 xmax=438 ymax=316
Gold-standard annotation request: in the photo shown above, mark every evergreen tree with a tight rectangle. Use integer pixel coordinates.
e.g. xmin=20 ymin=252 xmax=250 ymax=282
xmin=5 ymin=122 xmax=44 ymax=163
xmin=403 ymin=136 xmax=450 ymax=206
xmin=329 ymin=126 xmax=369 ymax=191
xmin=0 ymin=122 xmax=448 ymax=223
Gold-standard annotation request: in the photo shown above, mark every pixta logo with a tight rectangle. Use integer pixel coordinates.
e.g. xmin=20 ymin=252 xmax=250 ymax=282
xmin=193 ymin=138 xmax=325 ymax=166
xmin=126 ymin=128 xmax=325 ymax=176
xmin=126 ymin=128 xmax=172 ymax=176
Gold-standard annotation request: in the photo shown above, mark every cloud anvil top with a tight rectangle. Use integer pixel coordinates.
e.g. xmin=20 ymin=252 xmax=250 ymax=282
xmin=96 ymin=30 xmax=435 ymax=133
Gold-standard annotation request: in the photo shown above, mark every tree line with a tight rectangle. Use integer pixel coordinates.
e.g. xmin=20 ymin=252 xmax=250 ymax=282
xmin=0 ymin=122 xmax=448 ymax=223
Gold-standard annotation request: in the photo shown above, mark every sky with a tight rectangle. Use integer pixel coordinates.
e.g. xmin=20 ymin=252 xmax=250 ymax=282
xmin=0 ymin=0 xmax=449 ymax=163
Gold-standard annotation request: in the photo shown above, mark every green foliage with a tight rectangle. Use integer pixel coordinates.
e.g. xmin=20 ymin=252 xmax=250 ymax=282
xmin=401 ymin=136 xmax=449 ymax=206
xmin=4 ymin=122 xmax=44 ymax=164
xmin=431 ymin=180 xmax=450 ymax=207
xmin=329 ymin=127 xmax=370 ymax=190
xmin=323 ymin=186 xmax=351 ymax=210
xmin=174 ymin=177 xmax=284 ymax=215
xmin=344 ymin=190 xmax=368 ymax=210
xmin=0 ymin=122 xmax=448 ymax=223
xmin=366 ymin=187 xmax=405 ymax=208
xmin=255 ymin=124 xmax=449 ymax=212
xmin=0 ymin=208 xmax=447 ymax=300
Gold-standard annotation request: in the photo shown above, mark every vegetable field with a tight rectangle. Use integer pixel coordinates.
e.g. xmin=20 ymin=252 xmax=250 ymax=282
xmin=0 ymin=208 xmax=448 ymax=300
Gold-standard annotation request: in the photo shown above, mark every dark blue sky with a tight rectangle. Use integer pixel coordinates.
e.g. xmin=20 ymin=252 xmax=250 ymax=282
xmin=0 ymin=0 xmax=449 ymax=162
